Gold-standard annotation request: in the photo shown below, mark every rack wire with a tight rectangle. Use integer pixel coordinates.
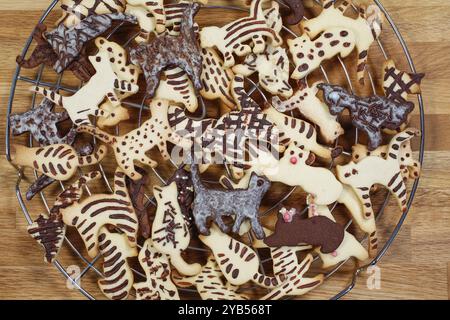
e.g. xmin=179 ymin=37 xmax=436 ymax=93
xmin=5 ymin=0 xmax=425 ymax=300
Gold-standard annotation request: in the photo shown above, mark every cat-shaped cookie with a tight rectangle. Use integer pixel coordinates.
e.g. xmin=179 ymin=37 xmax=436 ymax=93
xmin=32 ymin=51 xmax=139 ymax=126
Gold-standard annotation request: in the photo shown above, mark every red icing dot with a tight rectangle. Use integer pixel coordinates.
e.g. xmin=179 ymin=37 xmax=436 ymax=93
xmin=290 ymin=156 xmax=298 ymax=165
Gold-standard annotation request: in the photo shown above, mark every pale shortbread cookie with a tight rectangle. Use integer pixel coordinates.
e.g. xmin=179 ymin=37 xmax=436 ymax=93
xmin=172 ymin=255 xmax=249 ymax=300
xmin=98 ymin=226 xmax=138 ymax=300
xmin=133 ymin=239 xmax=180 ymax=300
xmin=300 ymin=0 xmax=383 ymax=84
xmin=31 ymin=51 xmax=139 ymax=126
xmin=200 ymin=0 xmax=282 ymax=68
xmin=152 ymin=182 xmax=201 ymax=276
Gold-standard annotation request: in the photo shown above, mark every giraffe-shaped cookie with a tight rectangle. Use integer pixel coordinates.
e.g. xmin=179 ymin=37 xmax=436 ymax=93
xmin=233 ymin=45 xmax=293 ymax=98
xmin=200 ymin=0 xmax=283 ymax=68
xmin=152 ymin=182 xmax=201 ymax=276
xmin=10 ymin=143 xmax=107 ymax=181
xmin=337 ymin=129 xmax=421 ymax=221
xmin=300 ymin=0 xmax=383 ymax=84
xmin=77 ymin=99 xmax=192 ymax=180
xmin=125 ymin=0 xmax=166 ymax=43
xmin=133 ymin=239 xmax=180 ymax=300
xmin=32 ymin=51 xmax=139 ymax=126
xmin=60 ymin=169 xmax=139 ymax=258
xmin=272 ymin=81 xmax=344 ymax=143
xmin=98 ymin=226 xmax=138 ymax=300
xmin=289 ymin=27 xmax=356 ymax=80
xmin=172 ymin=255 xmax=249 ymax=300
xmin=94 ymin=37 xmax=140 ymax=128
xmin=199 ymin=224 xmax=285 ymax=288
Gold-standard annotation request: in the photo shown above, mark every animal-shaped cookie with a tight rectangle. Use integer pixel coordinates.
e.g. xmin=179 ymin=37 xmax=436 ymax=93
xmin=337 ymin=129 xmax=420 ymax=222
xmin=165 ymin=0 xmax=208 ymax=35
xmin=264 ymin=214 xmax=345 ymax=254
xmin=77 ymin=99 xmax=192 ymax=180
xmin=289 ymin=27 xmax=356 ymax=80
xmin=32 ymin=51 xmax=139 ymax=126
xmin=272 ymin=81 xmax=344 ymax=143
xmin=319 ymin=83 xmax=414 ymax=150
xmin=263 ymin=104 xmax=338 ymax=160
xmin=48 ymin=13 xmax=137 ymax=73
xmin=172 ymin=255 xmax=249 ymax=300
xmin=129 ymin=3 xmax=202 ymax=97
xmin=300 ymin=0 xmax=383 ymax=84
xmin=59 ymin=170 xmax=139 ymax=258
xmin=200 ymin=47 xmax=235 ymax=109
xmin=94 ymin=37 xmax=140 ymax=128
xmin=27 ymin=215 xmax=66 ymax=264
xmin=98 ymin=227 xmax=138 ymax=300
xmin=133 ymin=239 xmax=180 ymax=300
xmin=200 ymin=0 xmax=283 ymax=68
xmin=125 ymin=0 xmax=166 ymax=43
xmin=199 ymin=225 xmax=285 ymax=288
xmin=126 ymin=167 xmax=151 ymax=238
xmin=352 ymin=140 xmax=421 ymax=181
xmin=10 ymin=143 xmax=107 ymax=181
xmin=152 ymin=182 xmax=201 ymax=276
xmin=382 ymin=59 xmax=424 ymax=103
xmin=166 ymin=167 xmax=195 ymax=227
xmin=191 ymin=162 xmax=271 ymax=239
xmin=57 ymin=0 xmax=127 ymax=26
xmin=233 ymin=45 xmax=293 ymax=98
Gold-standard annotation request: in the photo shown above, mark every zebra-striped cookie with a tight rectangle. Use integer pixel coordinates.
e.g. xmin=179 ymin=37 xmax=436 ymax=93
xmin=59 ymin=169 xmax=139 ymax=258
xmin=200 ymin=0 xmax=283 ymax=68
xmin=173 ymin=255 xmax=249 ymax=300
xmin=57 ymin=0 xmax=126 ymax=27
xmin=300 ymin=0 xmax=383 ymax=85
xmin=98 ymin=227 xmax=138 ymax=300
xmin=10 ymin=143 xmax=107 ymax=181
xmin=133 ymin=239 xmax=180 ymax=300
xmin=199 ymin=224 xmax=285 ymax=288
xmin=125 ymin=0 xmax=165 ymax=43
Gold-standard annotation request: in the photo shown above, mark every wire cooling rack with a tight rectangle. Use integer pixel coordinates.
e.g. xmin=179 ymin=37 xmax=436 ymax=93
xmin=5 ymin=0 xmax=425 ymax=300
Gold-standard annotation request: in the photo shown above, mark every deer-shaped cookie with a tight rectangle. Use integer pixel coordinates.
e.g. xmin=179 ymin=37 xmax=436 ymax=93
xmin=200 ymin=0 xmax=283 ymax=68
xmin=272 ymin=81 xmax=344 ymax=143
xmin=32 ymin=51 xmax=139 ymax=126
xmin=77 ymin=99 xmax=192 ymax=180
xmin=98 ymin=226 xmax=138 ymax=300
xmin=172 ymin=255 xmax=249 ymax=300
xmin=300 ymin=0 xmax=383 ymax=84
xmin=59 ymin=169 xmax=139 ymax=258
xmin=152 ymin=182 xmax=201 ymax=276
xmin=336 ymin=129 xmax=421 ymax=222
xmin=10 ymin=143 xmax=107 ymax=181
xmin=133 ymin=239 xmax=180 ymax=300
xmin=199 ymin=224 xmax=285 ymax=288
xmin=289 ymin=27 xmax=356 ymax=80
xmin=233 ymin=45 xmax=293 ymax=98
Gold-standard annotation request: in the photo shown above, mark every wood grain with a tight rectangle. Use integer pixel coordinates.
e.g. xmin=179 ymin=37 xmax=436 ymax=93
xmin=0 ymin=0 xmax=449 ymax=300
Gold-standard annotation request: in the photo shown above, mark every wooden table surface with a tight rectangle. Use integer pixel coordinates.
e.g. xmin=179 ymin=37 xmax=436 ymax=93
xmin=0 ymin=0 xmax=449 ymax=300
